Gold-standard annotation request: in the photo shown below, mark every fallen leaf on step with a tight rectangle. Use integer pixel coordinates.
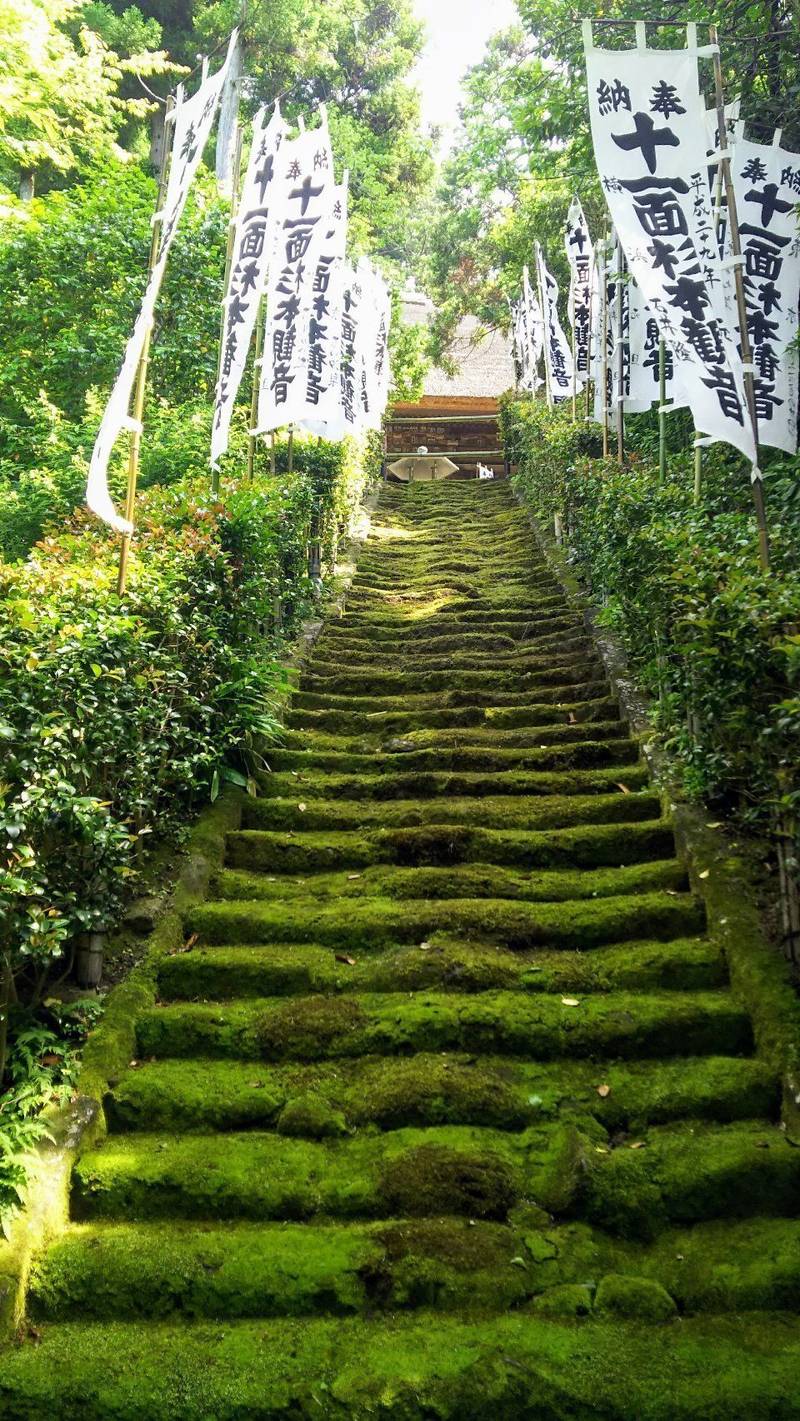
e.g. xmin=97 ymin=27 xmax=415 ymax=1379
xmin=129 ymin=1060 xmax=140 ymax=1069
xmin=629 ymin=1141 xmax=646 ymax=1150
xmin=698 ymin=869 xmax=710 ymax=880
xmin=596 ymin=1084 xmax=611 ymax=1098
xmin=706 ymin=822 xmax=723 ymax=829
xmin=510 ymin=1256 xmax=527 ymax=1268
xmin=249 ymin=1081 xmax=265 ymax=1090
xmin=561 ymin=997 xmax=580 ymax=1007
xmin=568 ymin=713 xmax=576 ymax=724
xmin=615 ymin=782 xmax=631 ymax=794
xmin=347 ymin=874 xmax=362 ymax=880
xmin=298 ymin=803 xmax=307 ymax=812
xmin=419 ymin=941 xmax=432 ymax=951
xmin=336 ymin=954 xmax=357 ymax=966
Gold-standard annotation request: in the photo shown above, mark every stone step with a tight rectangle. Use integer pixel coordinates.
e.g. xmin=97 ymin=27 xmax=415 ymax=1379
xmin=298 ymin=665 xmax=606 ymax=697
xmin=289 ymin=684 xmax=614 ymax=713
xmin=188 ymin=887 xmax=703 ymax=951
xmin=239 ymin=788 xmax=662 ymax=833
xmin=71 ymin=1124 xmax=569 ymax=1223
xmin=268 ymin=735 xmax=640 ymax=775
xmin=30 ymin=1212 xmax=799 ymax=1323
xmin=259 ymin=764 xmax=649 ymax=802
xmin=224 ymin=818 xmax=676 ymax=874
xmin=135 ymin=989 xmax=746 ymax=1066
xmin=211 ymin=858 xmax=686 ymax=906
xmin=582 ymin=1118 xmax=800 ymax=1239
xmin=277 ymin=719 xmax=631 ymax=753
xmin=285 ymin=695 xmax=619 ymax=736
xmin=107 ymin=1051 xmax=771 ymax=1136
xmin=156 ymin=936 xmax=722 ymax=1004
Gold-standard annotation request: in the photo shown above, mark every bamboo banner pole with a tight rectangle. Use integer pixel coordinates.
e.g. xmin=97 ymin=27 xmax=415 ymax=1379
xmin=658 ymin=339 xmax=667 ymax=482
xmin=709 ymin=24 xmax=770 ymax=572
xmin=270 ymin=431 xmax=276 ymax=475
xmin=287 ymin=426 xmax=294 ymax=474
xmin=117 ymin=95 xmax=175 ymax=597
xmin=246 ymin=294 xmax=265 ymax=482
xmin=615 ymin=235 xmax=625 ymax=466
xmin=211 ymin=126 xmax=243 ymax=498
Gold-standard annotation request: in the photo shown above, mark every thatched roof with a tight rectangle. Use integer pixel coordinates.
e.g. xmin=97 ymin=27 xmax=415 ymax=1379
xmin=423 ymin=316 xmax=516 ymax=399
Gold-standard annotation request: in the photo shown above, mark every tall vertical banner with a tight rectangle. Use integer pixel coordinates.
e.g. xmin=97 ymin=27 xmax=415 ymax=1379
xmin=211 ymin=103 xmax=288 ymax=467
xmin=583 ymin=27 xmax=756 ymax=463
xmin=367 ymin=267 xmax=393 ymax=429
xmin=565 ymin=197 xmax=594 ymax=382
xmin=522 ymin=264 xmax=544 ymax=391
xmin=87 ymin=33 xmax=237 ymax=530
xmin=731 ymin=127 xmax=800 ymax=453
xmin=298 ymin=180 xmax=350 ymax=438
xmin=256 ymin=115 xmax=335 ymax=435
xmin=536 ymin=242 xmax=580 ymax=404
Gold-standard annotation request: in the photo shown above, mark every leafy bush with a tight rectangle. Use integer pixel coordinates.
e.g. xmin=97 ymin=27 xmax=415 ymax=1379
xmin=0 ymin=439 xmax=376 ymax=1077
xmin=502 ymin=396 xmax=800 ymax=947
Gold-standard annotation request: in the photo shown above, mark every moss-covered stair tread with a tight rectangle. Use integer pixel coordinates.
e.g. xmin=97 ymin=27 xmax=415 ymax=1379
xmin=7 ymin=478 xmax=800 ymax=1417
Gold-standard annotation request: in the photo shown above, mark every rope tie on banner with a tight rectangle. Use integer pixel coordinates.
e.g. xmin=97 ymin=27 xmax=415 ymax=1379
xmin=150 ymin=211 xmax=165 ymax=226
xmin=122 ymin=416 xmax=144 ymax=435
xmin=658 ymin=404 xmax=678 ymax=414
xmin=694 ymin=435 xmax=718 ymax=448
xmin=706 ymin=147 xmax=731 ymax=164
xmin=740 ymin=361 xmax=756 ymax=373
xmin=751 ymin=465 xmax=764 ymax=483
xmin=718 ymin=255 xmax=745 ymax=269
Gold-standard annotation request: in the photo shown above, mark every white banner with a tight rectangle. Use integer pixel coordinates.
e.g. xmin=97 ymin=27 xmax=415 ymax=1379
xmin=565 ymin=196 xmax=594 ymax=383
xmin=358 ymin=261 xmax=392 ymax=432
xmin=87 ymin=33 xmax=237 ymax=530
xmin=211 ymin=103 xmax=288 ymax=467
xmin=583 ymin=28 xmax=756 ymax=463
xmin=732 ymin=127 xmax=800 ymax=453
xmin=536 ymin=242 xmax=581 ymax=404
xmin=297 ymin=180 xmax=350 ymax=438
xmin=256 ymin=115 xmax=335 ymax=435
xmin=522 ymin=264 xmax=544 ymax=391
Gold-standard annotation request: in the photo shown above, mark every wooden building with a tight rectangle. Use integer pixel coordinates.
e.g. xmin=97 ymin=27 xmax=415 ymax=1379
xmin=386 ymin=293 xmax=516 ymax=481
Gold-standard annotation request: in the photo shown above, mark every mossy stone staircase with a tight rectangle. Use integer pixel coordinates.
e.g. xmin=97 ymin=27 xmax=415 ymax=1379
xmin=4 ymin=481 xmax=800 ymax=1417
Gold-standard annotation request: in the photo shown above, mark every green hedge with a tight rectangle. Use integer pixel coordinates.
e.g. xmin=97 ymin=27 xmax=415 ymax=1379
xmin=501 ymin=397 xmax=800 ymax=941
xmin=0 ymin=438 xmax=377 ymax=1060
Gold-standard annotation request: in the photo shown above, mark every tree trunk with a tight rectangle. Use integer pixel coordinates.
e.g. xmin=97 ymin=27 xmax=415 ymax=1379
xmin=19 ymin=169 xmax=34 ymax=201
xmin=216 ymin=33 xmax=243 ymax=197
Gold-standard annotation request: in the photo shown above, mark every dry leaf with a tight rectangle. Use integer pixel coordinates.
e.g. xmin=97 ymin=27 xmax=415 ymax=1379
xmin=129 ymin=1060 xmax=140 ymax=1069
xmin=706 ymin=822 xmax=722 ymax=829
xmin=335 ymin=954 xmax=357 ymax=966
xmin=561 ymin=996 xmax=580 ymax=1007
xmin=596 ymin=1084 xmax=611 ymax=1098
xmin=419 ymin=941 xmax=432 ymax=951
xmin=629 ymin=1141 xmax=646 ymax=1150
xmin=615 ymin=782 xmax=631 ymax=795
xmin=347 ymin=874 xmax=362 ymax=881
xmin=698 ymin=869 xmax=710 ymax=880
xmin=298 ymin=802 xmax=307 ymax=812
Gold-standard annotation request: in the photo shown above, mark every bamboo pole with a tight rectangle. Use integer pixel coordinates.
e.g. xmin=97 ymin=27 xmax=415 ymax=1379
xmin=615 ymin=235 xmax=625 ymax=466
xmin=211 ymin=126 xmax=243 ymax=498
xmin=117 ymin=96 xmax=175 ymax=597
xmin=287 ymin=426 xmax=294 ymax=473
xmin=246 ymin=295 xmax=265 ymax=482
xmin=270 ymin=431 xmax=276 ymax=475
xmin=601 ymin=238 xmax=610 ymax=458
xmin=658 ymin=339 xmax=667 ymax=482
xmin=709 ymin=24 xmax=770 ymax=572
